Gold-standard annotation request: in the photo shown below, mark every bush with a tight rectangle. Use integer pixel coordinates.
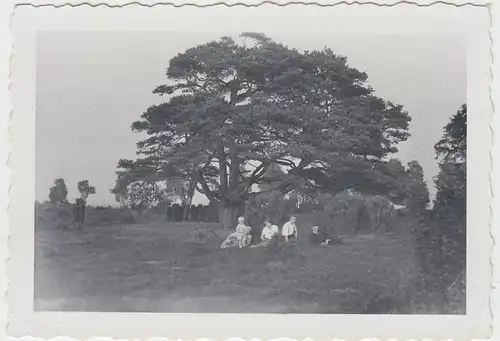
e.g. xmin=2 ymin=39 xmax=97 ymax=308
xmin=412 ymin=217 xmax=466 ymax=312
xmin=322 ymin=192 xmax=401 ymax=234
xmin=35 ymin=201 xmax=74 ymax=229
xmin=35 ymin=201 xmax=137 ymax=228
xmin=245 ymin=191 xmax=296 ymax=242
xmin=245 ymin=191 xmax=325 ymax=228
xmin=85 ymin=207 xmax=136 ymax=226
xmin=410 ymin=161 xmax=466 ymax=313
xmin=365 ymin=195 xmax=400 ymax=232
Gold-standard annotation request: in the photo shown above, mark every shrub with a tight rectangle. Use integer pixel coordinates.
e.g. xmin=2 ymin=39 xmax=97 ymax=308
xmin=246 ymin=191 xmax=293 ymax=229
xmin=35 ymin=201 xmax=78 ymax=229
xmin=413 ymin=217 xmax=466 ymax=311
xmin=85 ymin=207 xmax=136 ymax=226
xmin=35 ymin=201 xmax=137 ymax=228
xmin=365 ymin=195 xmax=400 ymax=232
xmin=413 ymin=104 xmax=467 ymax=313
xmin=322 ymin=192 xmax=400 ymax=234
xmin=411 ymin=161 xmax=466 ymax=313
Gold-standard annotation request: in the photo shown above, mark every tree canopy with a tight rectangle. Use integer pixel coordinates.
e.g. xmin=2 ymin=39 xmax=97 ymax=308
xmin=49 ymin=178 xmax=68 ymax=204
xmin=433 ymin=103 xmax=466 ymax=216
xmin=111 ymin=158 xmax=196 ymax=212
xmin=405 ymin=160 xmax=430 ymax=211
xmin=419 ymin=103 xmax=467 ymax=295
xmin=77 ymin=180 xmax=96 ymax=202
xmin=434 ymin=104 xmax=466 ymax=163
xmin=115 ymin=33 xmax=412 ymax=227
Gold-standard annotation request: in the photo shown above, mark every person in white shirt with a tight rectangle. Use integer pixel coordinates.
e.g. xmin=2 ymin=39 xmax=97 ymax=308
xmin=282 ymin=216 xmax=298 ymax=243
xmin=235 ymin=217 xmax=252 ymax=248
xmin=251 ymin=220 xmax=279 ymax=248
xmin=220 ymin=217 xmax=252 ymax=249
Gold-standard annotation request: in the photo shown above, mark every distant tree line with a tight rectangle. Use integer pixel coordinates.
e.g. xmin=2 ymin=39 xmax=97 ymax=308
xmin=47 ymin=178 xmax=96 ymax=226
xmin=164 ymin=202 xmax=220 ymax=222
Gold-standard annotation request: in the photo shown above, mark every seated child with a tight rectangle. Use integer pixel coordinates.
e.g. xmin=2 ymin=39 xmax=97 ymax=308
xmin=309 ymin=225 xmax=332 ymax=246
xmin=251 ymin=220 xmax=279 ymax=248
xmin=235 ymin=217 xmax=252 ymax=248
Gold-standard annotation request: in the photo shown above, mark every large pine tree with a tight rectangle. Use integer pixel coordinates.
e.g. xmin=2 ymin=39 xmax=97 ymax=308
xmin=116 ymin=33 xmax=411 ymax=228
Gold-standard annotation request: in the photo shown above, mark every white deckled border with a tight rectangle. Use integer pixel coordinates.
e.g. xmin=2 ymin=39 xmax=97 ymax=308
xmin=6 ymin=0 xmax=494 ymax=7
xmin=1 ymin=1 xmax=497 ymax=341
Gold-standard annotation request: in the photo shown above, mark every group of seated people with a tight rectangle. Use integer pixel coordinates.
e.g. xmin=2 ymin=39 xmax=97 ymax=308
xmin=220 ymin=216 xmax=334 ymax=249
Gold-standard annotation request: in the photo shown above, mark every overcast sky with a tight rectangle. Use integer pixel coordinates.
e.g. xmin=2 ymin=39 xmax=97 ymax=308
xmin=35 ymin=31 xmax=465 ymax=206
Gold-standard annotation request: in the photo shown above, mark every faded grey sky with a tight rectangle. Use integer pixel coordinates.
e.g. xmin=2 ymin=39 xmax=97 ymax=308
xmin=36 ymin=31 xmax=465 ymax=206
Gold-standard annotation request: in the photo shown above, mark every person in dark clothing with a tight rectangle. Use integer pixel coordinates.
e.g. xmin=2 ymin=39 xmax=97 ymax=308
xmin=309 ymin=226 xmax=333 ymax=246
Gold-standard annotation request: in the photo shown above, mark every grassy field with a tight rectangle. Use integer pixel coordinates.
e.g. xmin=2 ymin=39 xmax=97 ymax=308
xmin=35 ymin=216 xmax=421 ymax=313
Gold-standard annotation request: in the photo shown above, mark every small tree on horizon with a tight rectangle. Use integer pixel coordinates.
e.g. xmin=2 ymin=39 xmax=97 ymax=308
xmin=77 ymin=180 xmax=96 ymax=202
xmin=74 ymin=180 xmax=96 ymax=224
xmin=48 ymin=178 xmax=68 ymax=204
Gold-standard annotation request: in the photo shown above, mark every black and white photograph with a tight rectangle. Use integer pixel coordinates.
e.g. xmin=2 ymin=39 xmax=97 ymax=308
xmin=7 ymin=2 xmax=492 ymax=339
xmin=33 ymin=30 xmax=468 ymax=314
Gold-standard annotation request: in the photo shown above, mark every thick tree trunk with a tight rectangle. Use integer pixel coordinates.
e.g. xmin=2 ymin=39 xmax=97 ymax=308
xmin=74 ymin=198 xmax=86 ymax=223
xmin=182 ymin=205 xmax=189 ymax=221
xmin=219 ymin=203 xmax=240 ymax=230
xmin=80 ymin=201 xmax=86 ymax=223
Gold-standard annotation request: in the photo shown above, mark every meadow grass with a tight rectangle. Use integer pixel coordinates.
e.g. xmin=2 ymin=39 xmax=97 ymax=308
xmin=34 ymin=216 xmax=424 ymax=313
